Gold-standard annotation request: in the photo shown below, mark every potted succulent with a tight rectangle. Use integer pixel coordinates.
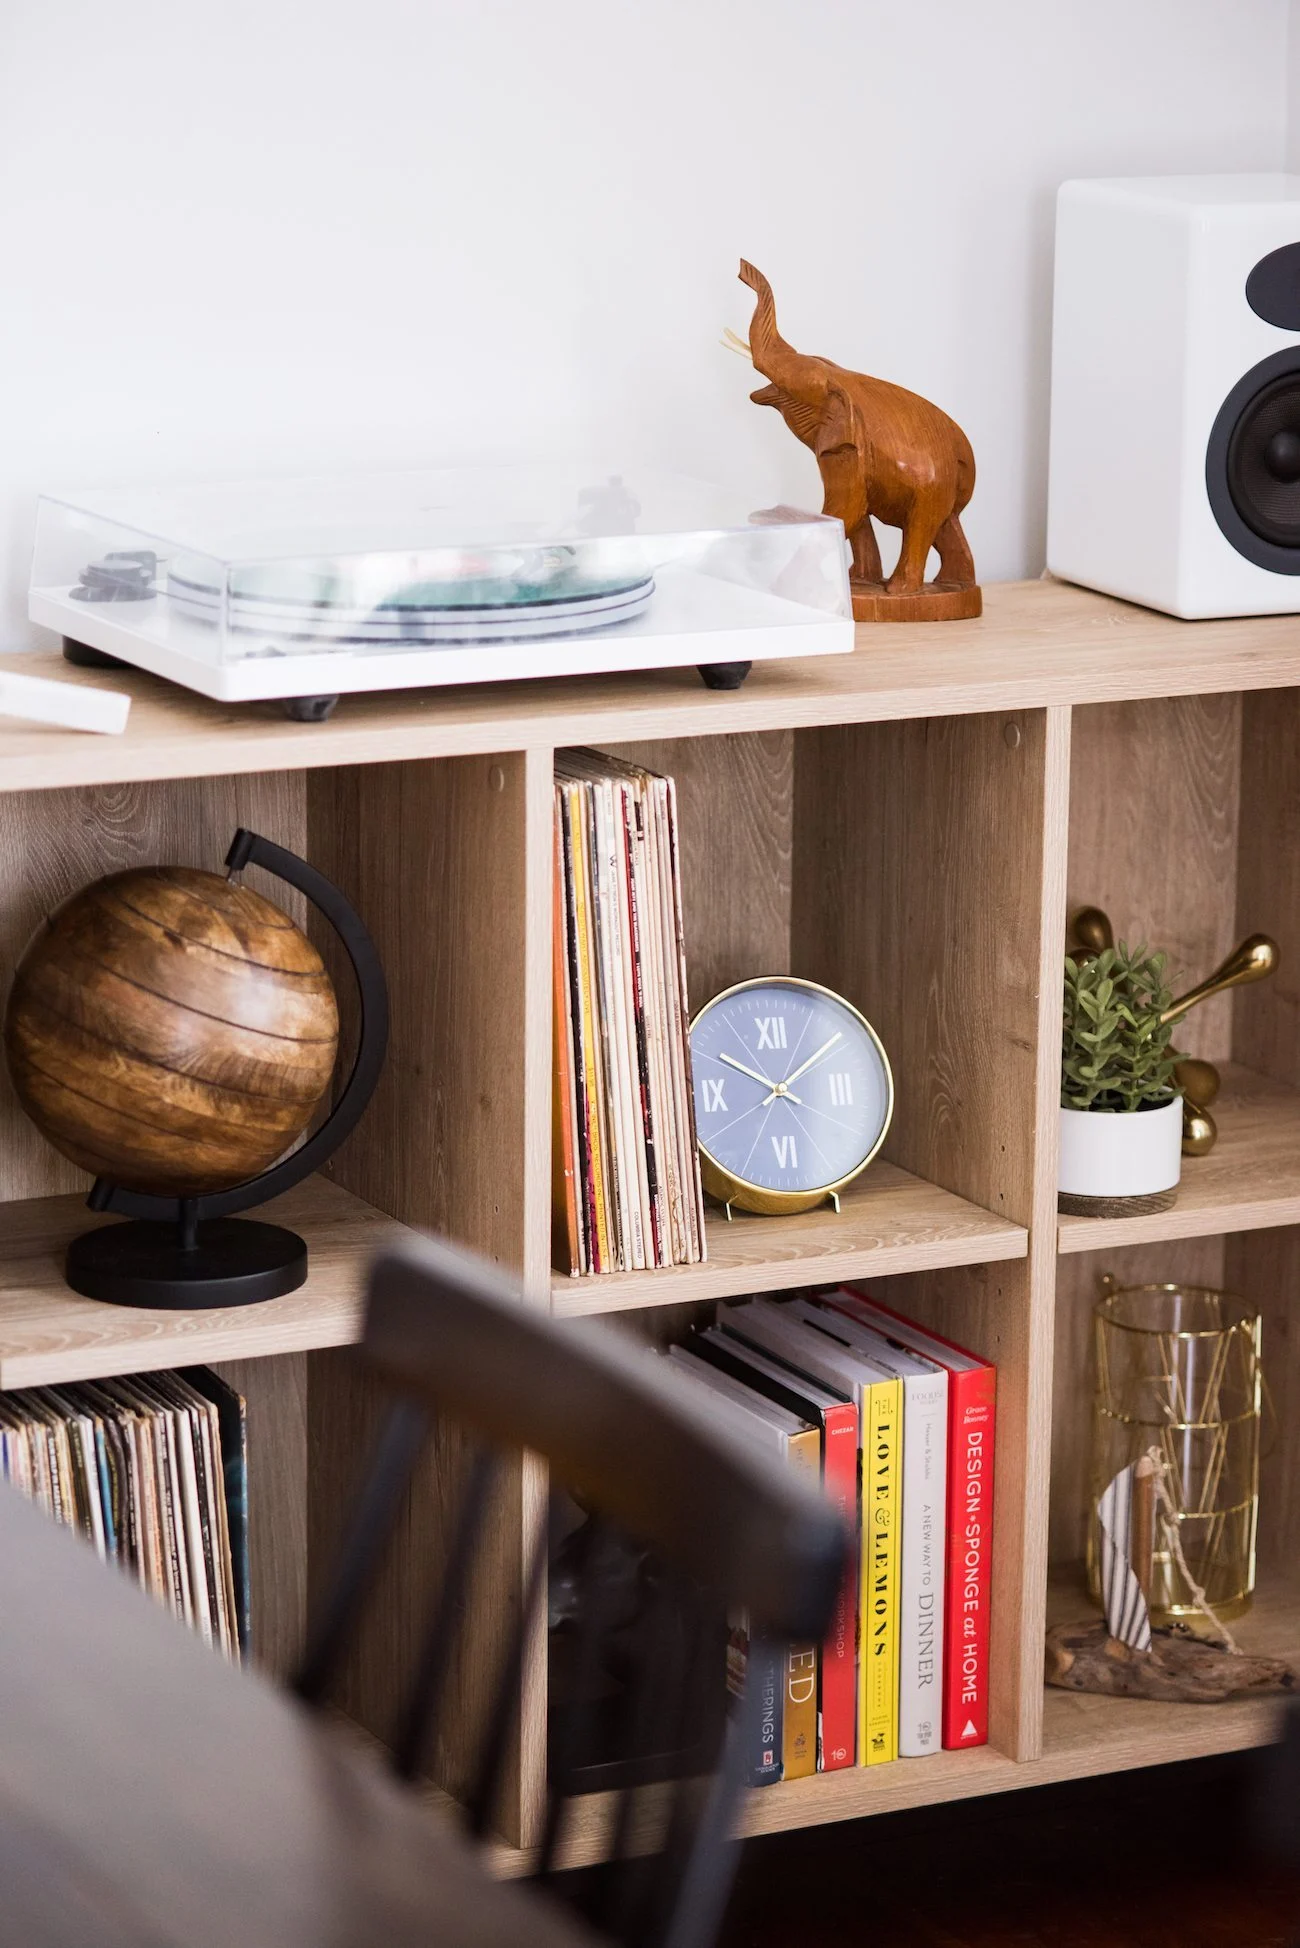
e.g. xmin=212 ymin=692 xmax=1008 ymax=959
xmin=1060 ymin=943 xmax=1182 ymax=1215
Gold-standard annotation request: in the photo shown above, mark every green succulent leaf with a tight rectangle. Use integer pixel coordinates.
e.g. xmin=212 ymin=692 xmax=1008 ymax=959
xmin=1062 ymin=940 xmax=1179 ymax=1113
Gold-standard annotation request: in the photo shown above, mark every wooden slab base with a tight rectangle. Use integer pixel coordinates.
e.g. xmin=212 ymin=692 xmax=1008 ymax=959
xmin=851 ymin=581 xmax=983 ymax=623
xmin=1045 ymin=1618 xmax=1296 ymax=1702
xmin=1057 ymin=1186 xmax=1179 ymax=1218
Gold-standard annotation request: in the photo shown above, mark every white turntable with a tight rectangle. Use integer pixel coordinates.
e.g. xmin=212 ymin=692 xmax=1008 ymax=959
xmin=29 ymin=467 xmax=854 ymax=719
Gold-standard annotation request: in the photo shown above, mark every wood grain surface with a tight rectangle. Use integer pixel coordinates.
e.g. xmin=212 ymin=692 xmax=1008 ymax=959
xmin=1235 ymin=687 xmax=1300 ymax=1083
xmin=1019 ymin=706 xmax=1073 ymax=1756
xmin=1068 ymin=694 xmax=1242 ymax=1060
xmin=5 ymin=865 xmax=337 ymax=1192
xmin=551 ymin=1159 xmax=1025 ymax=1315
xmin=13 ymin=584 xmax=1300 ymax=792
xmin=305 ymin=752 xmax=548 ymax=1848
xmin=212 ymin=1351 xmax=309 ymax=1680
xmin=0 ymin=1174 xmax=407 ymax=1388
xmin=792 ymin=709 xmax=1046 ymax=1227
xmin=608 ymin=730 xmax=793 ymax=1010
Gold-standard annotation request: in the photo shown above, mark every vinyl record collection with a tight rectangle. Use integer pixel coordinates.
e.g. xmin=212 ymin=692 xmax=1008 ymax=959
xmin=553 ymin=750 xmax=706 ymax=1274
xmin=665 ymin=1288 xmax=995 ymax=1781
xmin=163 ymin=550 xmax=656 ymax=647
xmin=0 ymin=1367 xmax=248 ymax=1658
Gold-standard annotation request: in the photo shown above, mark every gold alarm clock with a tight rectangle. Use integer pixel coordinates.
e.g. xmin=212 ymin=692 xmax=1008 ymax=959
xmin=689 ymin=976 xmax=894 ymax=1216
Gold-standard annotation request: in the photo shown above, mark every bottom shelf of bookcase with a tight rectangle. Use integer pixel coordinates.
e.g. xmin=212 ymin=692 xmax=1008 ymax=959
xmin=739 ymin=1572 xmax=1297 ymax=1844
xmin=480 ymin=1572 xmax=1300 ymax=1874
xmin=1035 ymin=1568 xmax=1297 ymax=1777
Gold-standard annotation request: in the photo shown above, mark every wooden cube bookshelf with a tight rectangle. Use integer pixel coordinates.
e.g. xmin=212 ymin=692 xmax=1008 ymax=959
xmin=2 ymin=581 xmax=1300 ymax=1863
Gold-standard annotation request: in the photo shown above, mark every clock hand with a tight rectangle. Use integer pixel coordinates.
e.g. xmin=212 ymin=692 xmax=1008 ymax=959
xmin=761 ymin=1030 xmax=842 ymax=1103
xmin=717 ymin=1051 xmax=778 ymax=1089
xmin=718 ymin=1050 xmax=803 ymax=1105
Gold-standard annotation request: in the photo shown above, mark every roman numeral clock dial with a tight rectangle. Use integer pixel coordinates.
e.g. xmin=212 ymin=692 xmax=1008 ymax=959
xmin=689 ymin=977 xmax=894 ymax=1217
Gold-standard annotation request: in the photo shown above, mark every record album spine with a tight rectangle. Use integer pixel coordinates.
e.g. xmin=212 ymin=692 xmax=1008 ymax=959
xmin=551 ymin=797 xmax=584 ymax=1274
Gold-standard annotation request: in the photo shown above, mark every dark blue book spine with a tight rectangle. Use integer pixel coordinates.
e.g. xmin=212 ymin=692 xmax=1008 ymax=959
xmin=747 ymin=1635 xmax=784 ymax=1787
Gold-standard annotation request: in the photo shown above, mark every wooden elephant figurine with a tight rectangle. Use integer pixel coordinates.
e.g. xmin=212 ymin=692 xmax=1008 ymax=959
xmin=734 ymin=260 xmax=980 ymax=622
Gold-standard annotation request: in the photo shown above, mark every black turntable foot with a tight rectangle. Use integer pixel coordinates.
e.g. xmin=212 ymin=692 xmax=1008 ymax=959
xmin=283 ymin=695 xmax=339 ymax=722
xmin=698 ymin=661 xmax=752 ymax=691
xmin=63 ymin=637 xmax=128 ymax=671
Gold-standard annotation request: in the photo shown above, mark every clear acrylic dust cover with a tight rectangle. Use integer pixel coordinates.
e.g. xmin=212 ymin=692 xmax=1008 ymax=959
xmin=30 ymin=466 xmax=853 ymax=700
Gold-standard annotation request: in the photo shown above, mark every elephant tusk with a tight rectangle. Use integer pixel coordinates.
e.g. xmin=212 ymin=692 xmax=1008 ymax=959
xmin=721 ymin=328 xmax=753 ymax=360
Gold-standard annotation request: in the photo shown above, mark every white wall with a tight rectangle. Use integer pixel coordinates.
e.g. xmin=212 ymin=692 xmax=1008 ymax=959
xmin=0 ymin=0 xmax=1288 ymax=644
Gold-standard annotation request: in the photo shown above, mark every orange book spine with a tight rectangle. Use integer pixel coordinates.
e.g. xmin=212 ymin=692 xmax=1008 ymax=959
xmin=783 ymin=1423 xmax=821 ymax=1779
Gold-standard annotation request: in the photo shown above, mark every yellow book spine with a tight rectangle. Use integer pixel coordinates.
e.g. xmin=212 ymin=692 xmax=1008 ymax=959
xmin=859 ymin=1376 xmax=901 ymax=1766
xmin=782 ymin=1425 xmax=821 ymax=1780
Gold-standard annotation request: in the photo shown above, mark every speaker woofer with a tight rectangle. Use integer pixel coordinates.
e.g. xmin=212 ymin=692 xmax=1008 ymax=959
xmin=1207 ymin=349 xmax=1300 ymax=572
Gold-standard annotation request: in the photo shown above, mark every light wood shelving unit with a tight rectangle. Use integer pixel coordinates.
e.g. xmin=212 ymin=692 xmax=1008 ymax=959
xmin=3 ymin=577 xmax=1300 ymax=1862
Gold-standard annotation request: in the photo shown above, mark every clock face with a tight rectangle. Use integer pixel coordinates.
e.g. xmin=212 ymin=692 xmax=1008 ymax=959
xmin=690 ymin=978 xmax=893 ymax=1199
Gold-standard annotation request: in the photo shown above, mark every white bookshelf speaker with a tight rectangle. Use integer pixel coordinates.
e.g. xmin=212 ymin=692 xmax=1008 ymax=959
xmin=1048 ymin=175 xmax=1300 ymax=618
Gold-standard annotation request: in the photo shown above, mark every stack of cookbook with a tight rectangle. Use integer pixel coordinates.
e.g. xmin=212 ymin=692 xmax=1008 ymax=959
xmin=0 ymin=1367 xmax=248 ymax=1657
xmin=553 ymin=750 xmax=706 ymax=1275
xmin=666 ymin=1289 xmax=996 ymax=1782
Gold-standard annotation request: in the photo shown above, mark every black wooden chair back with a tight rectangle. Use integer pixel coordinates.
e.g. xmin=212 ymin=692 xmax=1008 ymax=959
xmin=294 ymin=1233 xmax=846 ymax=1948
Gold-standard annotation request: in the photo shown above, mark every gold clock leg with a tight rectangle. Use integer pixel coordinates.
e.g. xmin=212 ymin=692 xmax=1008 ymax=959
xmin=827 ymin=1190 xmax=841 ymax=1214
xmin=723 ymin=1200 xmax=736 ymax=1223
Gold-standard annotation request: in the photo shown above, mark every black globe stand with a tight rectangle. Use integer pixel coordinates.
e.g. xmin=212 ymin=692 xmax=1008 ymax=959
xmin=64 ymin=830 xmax=389 ymax=1311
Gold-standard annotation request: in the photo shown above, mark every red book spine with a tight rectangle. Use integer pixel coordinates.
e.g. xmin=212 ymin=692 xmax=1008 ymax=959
xmin=942 ymin=1367 xmax=995 ymax=1749
xmin=819 ymin=1401 xmax=859 ymax=1770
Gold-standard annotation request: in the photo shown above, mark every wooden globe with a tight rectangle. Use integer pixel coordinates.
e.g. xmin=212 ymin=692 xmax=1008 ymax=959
xmin=4 ymin=866 xmax=339 ymax=1196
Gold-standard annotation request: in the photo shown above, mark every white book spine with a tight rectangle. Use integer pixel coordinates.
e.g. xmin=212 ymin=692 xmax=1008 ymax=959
xmin=898 ymin=1372 xmax=948 ymax=1757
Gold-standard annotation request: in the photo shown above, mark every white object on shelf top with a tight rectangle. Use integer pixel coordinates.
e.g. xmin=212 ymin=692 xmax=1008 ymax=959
xmin=0 ymin=666 xmax=130 ymax=734
xmin=30 ymin=466 xmax=854 ymax=702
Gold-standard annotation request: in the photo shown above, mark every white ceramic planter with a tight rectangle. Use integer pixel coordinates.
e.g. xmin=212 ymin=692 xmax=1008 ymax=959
xmin=1059 ymin=1095 xmax=1183 ymax=1204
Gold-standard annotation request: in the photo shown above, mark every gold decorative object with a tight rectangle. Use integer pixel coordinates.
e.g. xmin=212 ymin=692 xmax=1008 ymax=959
xmin=1065 ymin=907 xmax=1280 ymax=1155
xmin=1161 ymin=933 xmax=1278 ymax=1025
xmin=1173 ymin=1057 xmax=1220 ymax=1156
xmin=1088 ymin=1276 xmax=1262 ymax=1625
xmin=1046 ymin=1272 xmax=1293 ymax=1703
xmin=1066 ymin=905 xmax=1114 ymax=960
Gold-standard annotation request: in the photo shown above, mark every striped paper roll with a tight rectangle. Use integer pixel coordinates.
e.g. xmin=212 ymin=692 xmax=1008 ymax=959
xmin=1097 ymin=1462 xmax=1153 ymax=1652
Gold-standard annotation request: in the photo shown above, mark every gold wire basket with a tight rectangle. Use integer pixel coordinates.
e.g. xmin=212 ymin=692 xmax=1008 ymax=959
xmin=1087 ymin=1277 xmax=1262 ymax=1625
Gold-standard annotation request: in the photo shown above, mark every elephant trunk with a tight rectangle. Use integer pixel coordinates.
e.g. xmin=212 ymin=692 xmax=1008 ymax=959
xmin=736 ymin=266 xmax=799 ymax=387
xmin=732 ymin=259 xmax=822 ymax=411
